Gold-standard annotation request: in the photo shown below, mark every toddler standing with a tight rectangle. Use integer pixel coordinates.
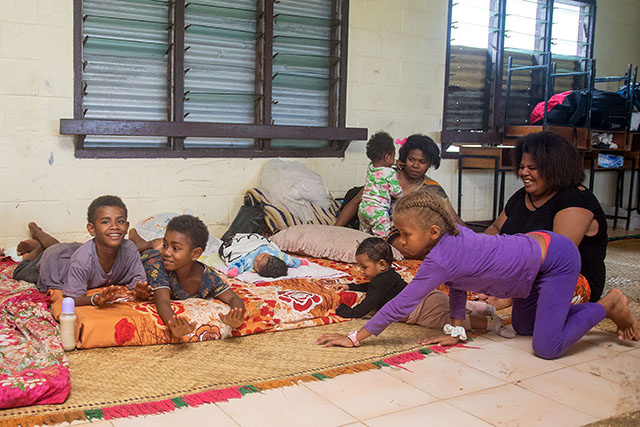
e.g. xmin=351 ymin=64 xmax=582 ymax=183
xmin=358 ymin=132 xmax=403 ymax=238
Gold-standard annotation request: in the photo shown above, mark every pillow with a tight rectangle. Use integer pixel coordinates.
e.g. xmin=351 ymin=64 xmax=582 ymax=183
xmin=271 ymin=225 xmax=404 ymax=263
xmin=245 ymin=188 xmax=341 ymax=234
xmin=135 ymin=212 xmax=222 ymax=256
xmin=259 ymin=159 xmax=333 ymax=221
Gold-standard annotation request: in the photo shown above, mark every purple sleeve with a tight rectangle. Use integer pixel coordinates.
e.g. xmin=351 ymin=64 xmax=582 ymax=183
xmin=448 ymin=287 xmax=468 ymax=320
xmin=364 ymin=260 xmax=449 ymax=336
xmin=62 ymin=260 xmax=90 ymax=298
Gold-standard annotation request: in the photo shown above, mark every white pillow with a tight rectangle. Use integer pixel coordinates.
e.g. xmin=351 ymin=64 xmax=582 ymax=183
xmin=271 ymin=225 xmax=404 ymax=263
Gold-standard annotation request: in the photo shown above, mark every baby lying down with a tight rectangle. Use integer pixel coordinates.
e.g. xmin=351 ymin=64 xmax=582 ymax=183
xmin=219 ymin=233 xmax=308 ymax=278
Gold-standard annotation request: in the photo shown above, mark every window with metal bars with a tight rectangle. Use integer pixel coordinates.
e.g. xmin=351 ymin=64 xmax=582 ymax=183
xmin=61 ymin=0 xmax=366 ymax=158
xmin=441 ymin=0 xmax=595 ymax=157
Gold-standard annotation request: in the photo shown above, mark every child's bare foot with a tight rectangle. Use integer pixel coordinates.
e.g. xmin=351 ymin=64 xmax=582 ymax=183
xmin=598 ymin=289 xmax=639 ymax=341
xmin=28 ymin=222 xmax=59 ymax=249
xmin=17 ymin=239 xmax=41 ymax=256
xmin=129 ymin=228 xmax=163 ymax=252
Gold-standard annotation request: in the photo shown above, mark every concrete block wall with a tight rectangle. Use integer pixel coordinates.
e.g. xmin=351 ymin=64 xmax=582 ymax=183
xmin=1 ymin=0 xmax=639 ymax=247
xmin=0 ymin=0 xmax=451 ymax=247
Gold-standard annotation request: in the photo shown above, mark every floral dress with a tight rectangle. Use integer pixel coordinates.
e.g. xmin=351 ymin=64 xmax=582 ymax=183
xmin=358 ymin=163 xmax=403 ymax=238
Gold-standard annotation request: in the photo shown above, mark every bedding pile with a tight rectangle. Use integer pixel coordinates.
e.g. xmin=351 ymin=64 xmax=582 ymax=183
xmin=0 ymin=259 xmax=70 ymax=409
xmin=46 ymin=258 xmax=422 ymax=349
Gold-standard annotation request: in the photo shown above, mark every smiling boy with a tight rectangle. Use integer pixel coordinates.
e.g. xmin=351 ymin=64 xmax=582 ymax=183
xmin=13 ymin=195 xmax=150 ymax=306
xmin=130 ymin=215 xmax=246 ymax=338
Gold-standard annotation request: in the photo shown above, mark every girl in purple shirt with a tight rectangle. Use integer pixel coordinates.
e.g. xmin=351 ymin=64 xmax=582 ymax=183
xmin=317 ymin=191 xmax=638 ymax=359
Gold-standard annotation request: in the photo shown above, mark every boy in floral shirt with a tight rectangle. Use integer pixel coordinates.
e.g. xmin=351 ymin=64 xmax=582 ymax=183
xmin=130 ymin=215 xmax=245 ymax=338
xmin=358 ymin=132 xmax=403 ymax=238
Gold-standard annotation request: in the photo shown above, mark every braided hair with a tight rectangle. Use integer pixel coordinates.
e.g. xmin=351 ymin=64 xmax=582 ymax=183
xmin=393 ymin=191 xmax=459 ymax=236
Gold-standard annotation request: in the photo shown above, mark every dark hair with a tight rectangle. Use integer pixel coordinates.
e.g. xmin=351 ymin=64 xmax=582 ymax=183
xmin=366 ymin=131 xmax=396 ymax=162
xmin=398 ymin=134 xmax=441 ymax=169
xmin=87 ymin=195 xmax=128 ymax=224
xmin=256 ymin=255 xmax=288 ymax=278
xmin=166 ymin=215 xmax=209 ymax=251
xmin=393 ymin=190 xmax=460 ymax=236
xmin=512 ymin=131 xmax=584 ymax=192
xmin=356 ymin=237 xmax=393 ymax=265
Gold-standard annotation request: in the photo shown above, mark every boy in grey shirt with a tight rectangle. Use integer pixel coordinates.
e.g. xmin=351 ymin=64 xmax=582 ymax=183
xmin=14 ymin=195 xmax=150 ymax=306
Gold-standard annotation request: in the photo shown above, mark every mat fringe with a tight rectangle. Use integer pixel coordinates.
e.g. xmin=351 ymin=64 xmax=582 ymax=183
xmin=2 ymin=341 xmax=477 ymax=427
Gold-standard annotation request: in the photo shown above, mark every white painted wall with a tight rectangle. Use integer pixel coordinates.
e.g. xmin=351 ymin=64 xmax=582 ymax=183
xmin=1 ymin=0 xmax=639 ymax=246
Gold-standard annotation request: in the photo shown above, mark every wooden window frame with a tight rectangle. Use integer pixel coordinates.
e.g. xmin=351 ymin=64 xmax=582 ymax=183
xmin=441 ymin=0 xmax=596 ymax=159
xmin=60 ymin=0 xmax=367 ymax=158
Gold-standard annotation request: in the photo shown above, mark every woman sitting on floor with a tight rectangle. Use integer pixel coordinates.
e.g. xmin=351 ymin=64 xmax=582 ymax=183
xmin=484 ymin=131 xmax=607 ymax=305
xmin=335 ymin=133 xmax=460 ymax=256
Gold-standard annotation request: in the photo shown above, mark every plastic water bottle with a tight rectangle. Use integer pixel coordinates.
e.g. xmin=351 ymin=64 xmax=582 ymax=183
xmin=60 ymin=297 xmax=77 ymax=351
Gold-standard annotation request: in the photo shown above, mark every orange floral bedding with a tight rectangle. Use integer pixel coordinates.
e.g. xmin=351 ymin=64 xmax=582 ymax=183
xmin=49 ymin=258 xmax=423 ymax=349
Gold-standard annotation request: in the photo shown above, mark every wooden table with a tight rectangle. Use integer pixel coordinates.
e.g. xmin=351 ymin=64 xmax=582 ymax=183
xmin=457 ymin=146 xmax=514 ymax=222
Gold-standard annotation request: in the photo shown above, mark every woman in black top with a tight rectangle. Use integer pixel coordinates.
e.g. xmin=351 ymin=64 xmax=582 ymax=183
xmin=486 ymin=132 xmax=607 ymax=302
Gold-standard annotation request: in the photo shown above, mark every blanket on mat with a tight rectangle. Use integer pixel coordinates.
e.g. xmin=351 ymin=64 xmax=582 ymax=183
xmin=0 ymin=260 xmax=70 ymax=409
xmin=47 ymin=258 xmax=422 ymax=349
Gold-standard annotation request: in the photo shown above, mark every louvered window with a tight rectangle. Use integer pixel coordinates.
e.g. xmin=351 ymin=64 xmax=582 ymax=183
xmin=441 ymin=0 xmax=595 ymax=157
xmin=62 ymin=0 xmax=365 ymax=158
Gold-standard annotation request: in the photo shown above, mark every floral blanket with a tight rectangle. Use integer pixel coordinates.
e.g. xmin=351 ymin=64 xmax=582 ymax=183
xmin=0 ymin=259 xmax=70 ymax=409
xmin=47 ymin=258 xmax=423 ymax=349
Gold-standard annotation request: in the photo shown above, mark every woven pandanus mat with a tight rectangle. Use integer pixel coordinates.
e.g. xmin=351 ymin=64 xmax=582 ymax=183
xmin=605 ymin=238 xmax=640 ymax=303
xmin=0 ymin=321 xmax=469 ymax=427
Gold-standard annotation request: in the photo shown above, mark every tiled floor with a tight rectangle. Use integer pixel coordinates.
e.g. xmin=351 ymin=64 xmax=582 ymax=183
xmin=51 ymin=226 xmax=640 ymax=426
xmin=54 ymin=330 xmax=639 ymax=427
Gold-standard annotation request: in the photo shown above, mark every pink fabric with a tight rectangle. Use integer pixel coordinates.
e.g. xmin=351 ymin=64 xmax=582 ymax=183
xmin=0 ymin=260 xmax=70 ymax=409
xmin=529 ymin=91 xmax=571 ymax=123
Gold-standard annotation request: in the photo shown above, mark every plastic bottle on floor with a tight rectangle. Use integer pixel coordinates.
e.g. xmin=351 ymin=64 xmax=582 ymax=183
xmin=60 ymin=297 xmax=77 ymax=351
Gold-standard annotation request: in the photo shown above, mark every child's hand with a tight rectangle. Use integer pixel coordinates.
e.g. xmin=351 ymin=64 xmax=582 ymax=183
xmin=418 ymin=334 xmax=460 ymax=347
xmin=331 ymin=284 xmax=350 ymax=291
xmin=219 ymin=307 xmax=245 ymax=329
xmin=93 ymin=285 xmax=120 ymax=306
xmin=167 ymin=315 xmax=196 ymax=337
xmin=315 ymin=333 xmax=355 ymax=348
xmin=129 ymin=281 xmax=152 ymax=301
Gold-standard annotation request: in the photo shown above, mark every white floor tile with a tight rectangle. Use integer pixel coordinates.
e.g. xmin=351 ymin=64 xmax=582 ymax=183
xmin=59 ymin=421 xmax=114 ymax=427
xmin=216 ymin=384 xmax=355 ymax=427
xmin=445 ymin=341 xmax=563 ymax=382
xmin=573 ymin=352 xmax=640 ymax=388
xmin=626 ymin=347 xmax=640 ymax=358
xmin=447 ymin=383 xmax=598 ymax=426
xmin=517 ymin=366 xmax=640 ymax=419
xmin=383 ymin=354 xmax=505 ymax=399
xmin=302 ymin=368 xmax=437 ymax=420
xmin=363 ymin=400 xmax=491 ymax=426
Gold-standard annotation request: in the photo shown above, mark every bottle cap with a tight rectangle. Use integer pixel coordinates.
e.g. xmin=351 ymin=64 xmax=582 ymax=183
xmin=61 ymin=297 xmax=75 ymax=314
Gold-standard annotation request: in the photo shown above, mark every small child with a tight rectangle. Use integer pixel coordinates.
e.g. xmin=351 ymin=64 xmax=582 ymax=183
xmin=318 ymin=191 xmax=639 ymax=359
xmin=358 ymin=132 xmax=403 ymax=238
xmin=334 ymin=237 xmax=513 ymax=338
xmin=12 ymin=195 xmax=150 ymax=306
xmin=219 ymin=233 xmax=308 ymax=278
xmin=130 ymin=215 xmax=246 ymax=338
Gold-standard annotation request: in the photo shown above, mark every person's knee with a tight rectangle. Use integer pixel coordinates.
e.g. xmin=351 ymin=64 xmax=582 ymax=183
xmin=532 ymin=339 xmax=562 ymax=360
